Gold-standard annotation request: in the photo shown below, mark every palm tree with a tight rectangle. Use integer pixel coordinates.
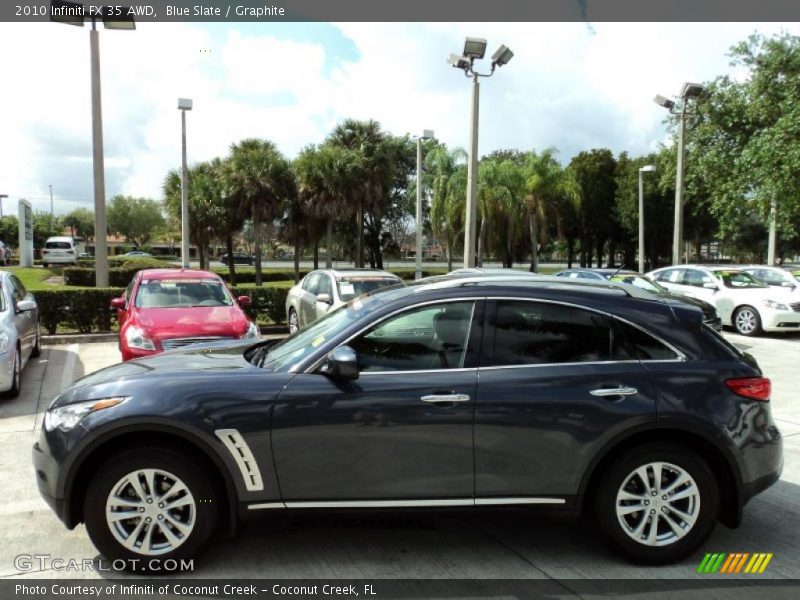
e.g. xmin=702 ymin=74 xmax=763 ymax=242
xmin=227 ymin=139 xmax=296 ymax=286
xmin=477 ymin=159 xmax=525 ymax=266
xmin=425 ymin=144 xmax=467 ymax=271
xmin=521 ymin=149 xmax=579 ymax=272
xmin=213 ymin=158 xmax=245 ymax=284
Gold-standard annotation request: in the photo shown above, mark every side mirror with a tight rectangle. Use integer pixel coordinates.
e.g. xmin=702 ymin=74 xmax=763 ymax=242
xmin=316 ymin=293 xmax=332 ymax=304
xmin=320 ymin=345 xmax=359 ymax=380
xmin=237 ymin=295 xmax=252 ymax=306
xmin=703 ymin=282 xmax=718 ymax=290
xmin=15 ymin=299 xmax=36 ymax=313
xmin=110 ymin=297 xmax=126 ymax=310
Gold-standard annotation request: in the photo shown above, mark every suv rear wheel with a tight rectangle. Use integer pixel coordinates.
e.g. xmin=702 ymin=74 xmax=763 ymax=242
xmin=84 ymin=447 xmax=218 ymax=571
xmin=595 ymin=443 xmax=719 ymax=564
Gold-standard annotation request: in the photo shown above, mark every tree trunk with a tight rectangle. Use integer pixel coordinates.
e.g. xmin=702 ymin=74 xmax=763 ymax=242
xmin=356 ymin=200 xmax=364 ymax=268
xmin=226 ymin=235 xmax=236 ymax=286
xmin=529 ymin=210 xmax=538 ymax=273
xmin=253 ymin=209 xmax=263 ymax=287
xmin=325 ymin=218 xmax=333 ymax=268
xmin=567 ymin=237 xmax=575 ymax=268
xmin=446 ymin=233 xmax=453 ymax=272
xmin=477 ymin=218 xmax=485 ymax=267
xmin=595 ymin=239 xmax=604 ymax=268
xmin=293 ymin=225 xmax=301 ymax=284
xmin=313 ymin=239 xmax=319 ymax=270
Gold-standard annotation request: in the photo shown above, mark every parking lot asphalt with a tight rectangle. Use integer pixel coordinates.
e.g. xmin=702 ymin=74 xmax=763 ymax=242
xmin=1 ymin=333 xmax=798 ymax=584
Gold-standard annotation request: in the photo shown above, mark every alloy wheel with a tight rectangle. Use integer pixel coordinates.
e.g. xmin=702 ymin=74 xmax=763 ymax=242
xmin=735 ymin=308 xmax=757 ymax=334
xmin=105 ymin=468 xmax=196 ymax=556
xmin=288 ymin=310 xmax=299 ymax=334
xmin=615 ymin=461 xmax=700 ymax=547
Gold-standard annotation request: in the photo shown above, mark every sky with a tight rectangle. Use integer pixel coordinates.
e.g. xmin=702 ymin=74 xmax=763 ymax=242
xmin=1 ymin=20 xmax=798 ymax=217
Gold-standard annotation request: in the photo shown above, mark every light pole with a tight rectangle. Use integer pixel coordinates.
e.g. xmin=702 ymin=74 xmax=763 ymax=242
xmin=415 ymin=129 xmax=434 ymax=280
xmin=638 ymin=165 xmax=656 ymax=273
xmin=654 ymin=82 xmax=704 ymax=266
xmin=449 ymin=38 xmax=513 ymax=268
xmin=49 ymin=185 xmax=54 ymax=230
xmin=51 ymin=1 xmax=135 ymax=286
xmin=178 ymin=98 xmax=193 ymax=269
xmin=0 ymin=194 xmax=6 ymax=219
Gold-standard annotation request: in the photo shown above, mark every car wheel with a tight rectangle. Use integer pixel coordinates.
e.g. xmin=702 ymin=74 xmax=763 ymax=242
xmin=288 ymin=308 xmax=299 ymax=334
xmin=733 ymin=305 xmax=762 ymax=336
xmin=595 ymin=443 xmax=719 ymax=564
xmin=83 ymin=447 xmax=218 ymax=571
xmin=31 ymin=321 xmax=41 ymax=358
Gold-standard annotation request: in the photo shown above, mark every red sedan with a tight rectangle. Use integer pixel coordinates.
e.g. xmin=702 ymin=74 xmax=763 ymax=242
xmin=111 ymin=269 xmax=259 ymax=361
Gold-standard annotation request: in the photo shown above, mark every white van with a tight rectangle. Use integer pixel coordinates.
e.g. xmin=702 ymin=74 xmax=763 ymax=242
xmin=41 ymin=236 xmax=79 ymax=267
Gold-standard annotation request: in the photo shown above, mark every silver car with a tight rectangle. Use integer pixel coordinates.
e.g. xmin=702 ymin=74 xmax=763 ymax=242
xmin=0 ymin=271 xmax=40 ymax=397
xmin=286 ymin=269 xmax=403 ymax=333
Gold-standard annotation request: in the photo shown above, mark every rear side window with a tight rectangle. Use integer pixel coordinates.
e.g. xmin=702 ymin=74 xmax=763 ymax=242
xmin=485 ymin=301 xmax=612 ymax=366
xmin=613 ymin=320 xmax=680 ymax=361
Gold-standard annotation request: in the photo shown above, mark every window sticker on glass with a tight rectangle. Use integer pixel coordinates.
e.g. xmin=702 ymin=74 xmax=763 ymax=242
xmin=339 ymin=283 xmax=356 ymax=295
xmin=311 ymin=336 xmax=325 ymax=347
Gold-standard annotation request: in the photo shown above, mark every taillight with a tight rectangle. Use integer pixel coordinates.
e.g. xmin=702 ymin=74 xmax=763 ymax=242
xmin=726 ymin=377 xmax=771 ymax=401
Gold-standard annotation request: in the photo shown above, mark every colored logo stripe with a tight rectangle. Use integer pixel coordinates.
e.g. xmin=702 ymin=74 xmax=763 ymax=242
xmin=698 ymin=552 xmax=773 ymax=574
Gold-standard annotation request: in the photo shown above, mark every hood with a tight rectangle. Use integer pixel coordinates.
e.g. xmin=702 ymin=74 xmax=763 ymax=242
xmin=54 ymin=340 xmax=263 ymax=406
xmin=661 ymin=291 xmax=716 ymax=318
xmin=133 ymin=306 xmax=249 ymax=340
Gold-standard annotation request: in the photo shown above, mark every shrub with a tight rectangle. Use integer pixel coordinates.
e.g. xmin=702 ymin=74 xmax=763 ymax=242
xmin=215 ymin=269 xmax=308 ymax=284
xmin=231 ymin=286 xmax=289 ymax=324
xmin=63 ymin=257 xmax=171 ymax=287
xmin=35 ymin=288 xmax=124 ymax=334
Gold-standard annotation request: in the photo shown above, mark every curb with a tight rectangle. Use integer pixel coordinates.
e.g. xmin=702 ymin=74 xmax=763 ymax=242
xmin=43 ymin=325 xmax=289 ymax=346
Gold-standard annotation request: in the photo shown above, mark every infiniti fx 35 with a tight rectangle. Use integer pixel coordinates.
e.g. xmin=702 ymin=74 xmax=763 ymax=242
xmin=34 ymin=276 xmax=782 ymax=569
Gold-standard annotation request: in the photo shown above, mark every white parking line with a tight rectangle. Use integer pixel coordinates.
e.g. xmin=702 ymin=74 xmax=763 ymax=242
xmin=59 ymin=344 xmax=79 ymax=393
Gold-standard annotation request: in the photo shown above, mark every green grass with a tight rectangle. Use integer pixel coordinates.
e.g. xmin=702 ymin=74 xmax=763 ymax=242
xmin=1 ymin=266 xmax=57 ymax=290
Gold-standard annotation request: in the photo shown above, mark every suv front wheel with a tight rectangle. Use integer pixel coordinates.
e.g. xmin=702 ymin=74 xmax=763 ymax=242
xmin=595 ymin=443 xmax=719 ymax=564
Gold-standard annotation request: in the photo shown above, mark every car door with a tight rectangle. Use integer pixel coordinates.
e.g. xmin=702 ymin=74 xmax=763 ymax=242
xmin=271 ymin=299 xmax=484 ymax=503
xmin=299 ymin=272 xmax=321 ymax=327
xmin=8 ymin=275 xmax=35 ymax=358
xmin=473 ymin=299 xmax=658 ymax=499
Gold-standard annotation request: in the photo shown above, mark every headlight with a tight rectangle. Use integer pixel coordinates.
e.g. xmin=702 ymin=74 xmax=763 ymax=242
xmin=242 ymin=321 xmax=260 ymax=339
xmin=44 ymin=397 xmax=128 ymax=432
xmin=0 ymin=332 xmax=9 ymax=355
xmin=124 ymin=326 xmax=155 ymax=351
xmin=763 ymin=299 xmax=790 ymax=311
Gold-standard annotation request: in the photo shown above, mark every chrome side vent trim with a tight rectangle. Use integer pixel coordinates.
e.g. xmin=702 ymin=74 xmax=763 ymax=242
xmin=215 ymin=429 xmax=264 ymax=492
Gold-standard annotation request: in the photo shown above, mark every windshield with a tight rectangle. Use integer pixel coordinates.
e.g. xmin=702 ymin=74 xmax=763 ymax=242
xmin=714 ymin=270 xmax=768 ymax=289
xmin=608 ymin=274 xmax=665 ymax=295
xmin=134 ymin=278 xmax=234 ymax=308
xmin=250 ymin=294 xmax=386 ymax=371
xmin=45 ymin=241 xmax=72 ymax=249
xmin=336 ymin=276 xmax=402 ymax=301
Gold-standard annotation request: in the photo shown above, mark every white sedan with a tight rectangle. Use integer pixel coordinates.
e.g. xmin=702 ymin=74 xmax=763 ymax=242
xmin=647 ymin=265 xmax=800 ymax=336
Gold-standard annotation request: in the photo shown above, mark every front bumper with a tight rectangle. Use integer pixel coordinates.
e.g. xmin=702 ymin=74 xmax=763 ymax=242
xmin=761 ymin=307 xmax=800 ymax=331
xmin=33 ymin=434 xmax=71 ymax=527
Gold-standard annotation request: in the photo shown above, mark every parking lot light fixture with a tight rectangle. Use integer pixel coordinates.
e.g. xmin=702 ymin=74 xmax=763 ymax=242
xmin=654 ymin=83 xmax=705 ymax=265
xmin=449 ymin=37 xmax=513 ymax=268
xmin=415 ymin=129 xmax=435 ymax=281
xmin=50 ymin=0 xmax=135 ymax=287
xmin=638 ymin=165 xmax=656 ymax=273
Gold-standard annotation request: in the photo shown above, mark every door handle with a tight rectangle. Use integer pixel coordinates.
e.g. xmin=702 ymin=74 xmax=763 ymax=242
xmin=421 ymin=394 xmax=471 ymax=403
xmin=589 ymin=386 xmax=638 ymax=398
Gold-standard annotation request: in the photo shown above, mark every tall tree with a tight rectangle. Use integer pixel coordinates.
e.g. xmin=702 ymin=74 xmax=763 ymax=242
xmin=228 ymin=139 xmax=296 ymax=286
xmin=425 ymin=144 xmax=467 ymax=271
xmin=569 ymin=149 xmax=618 ymax=267
xmin=62 ymin=208 xmax=95 ymax=241
xmin=107 ymin=196 xmax=165 ymax=247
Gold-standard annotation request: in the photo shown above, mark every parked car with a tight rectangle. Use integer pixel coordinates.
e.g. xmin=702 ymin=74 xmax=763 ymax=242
xmin=219 ymin=252 xmax=255 ymax=266
xmin=110 ymin=269 xmax=260 ymax=361
xmin=41 ymin=236 xmax=79 ymax=267
xmin=741 ymin=265 xmax=800 ymax=290
xmin=285 ymin=268 xmax=403 ymax=333
xmin=124 ymin=250 xmax=152 ymax=257
xmin=0 ymin=271 xmax=40 ymax=397
xmin=647 ymin=265 xmax=800 ymax=336
xmin=35 ymin=276 xmax=782 ymax=569
xmin=555 ymin=269 xmax=722 ymax=331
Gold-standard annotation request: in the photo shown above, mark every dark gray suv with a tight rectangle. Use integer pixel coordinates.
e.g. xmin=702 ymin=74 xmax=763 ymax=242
xmin=33 ymin=276 xmax=782 ymax=569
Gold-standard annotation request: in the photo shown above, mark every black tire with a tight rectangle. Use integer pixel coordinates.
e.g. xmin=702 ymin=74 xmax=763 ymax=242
xmin=594 ymin=443 xmax=719 ymax=565
xmin=2 ymin=346 xmax=21 ymax=399
xmin=31 ymin=322 xmax=41 ymax=358
xmin=41 ymin=263 xmax=47 ymax=269
xmin=83 ymin=447 xmax=218 ymax=572
xmin=733 ymin=305 xmax=763 ymax=336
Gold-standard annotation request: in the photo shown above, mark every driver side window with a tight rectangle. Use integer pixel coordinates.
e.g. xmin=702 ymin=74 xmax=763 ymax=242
xmin=349 ymin=301 xmax=476 ymax=372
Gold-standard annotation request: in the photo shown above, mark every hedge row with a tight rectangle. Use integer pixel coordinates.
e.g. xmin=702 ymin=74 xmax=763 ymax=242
xmin=64 ymin=258 xmax=167 ymax=287
xmin=35 ymin=286 xmax=290 ymax=335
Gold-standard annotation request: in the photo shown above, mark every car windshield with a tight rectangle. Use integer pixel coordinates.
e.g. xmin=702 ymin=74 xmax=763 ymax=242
xmin=714 ymin=270 xmax=767 ymax=289
xmin=134 ymin=278 xmax=234 ymax=308
xmin=608 ymin=274 xmax=665 ymax=294
xmin=336 ymin=276 xmax=402 ymax=301
xmin=249 ymin=293 xmax=387 ymax=371
xmin=46 ymin=241 xmax=71 ymax=249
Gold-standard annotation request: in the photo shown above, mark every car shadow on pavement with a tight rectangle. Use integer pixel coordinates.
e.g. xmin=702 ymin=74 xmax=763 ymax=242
xmin=175 ymin=479 xmax=800 ymax=581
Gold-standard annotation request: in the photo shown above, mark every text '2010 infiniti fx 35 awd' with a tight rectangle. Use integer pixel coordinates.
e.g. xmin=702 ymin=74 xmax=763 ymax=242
xmin=33 ymin=275 xmax=782 ymax=570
